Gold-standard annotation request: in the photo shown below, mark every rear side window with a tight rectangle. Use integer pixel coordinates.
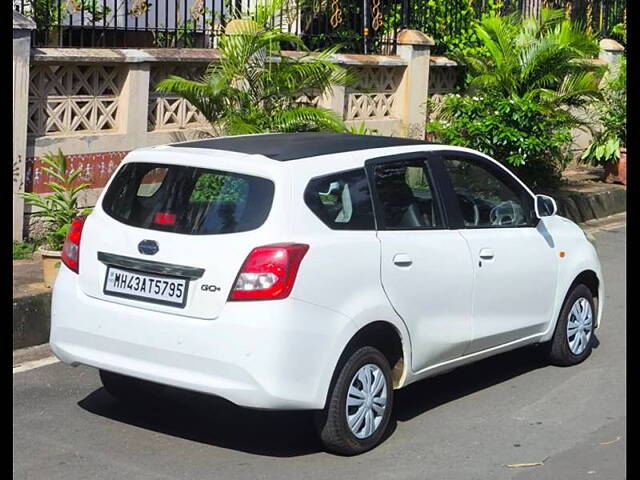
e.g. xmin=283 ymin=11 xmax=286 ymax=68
xmin=102 ymin=162 xmax=274 ymax=235
xmin=304 ymin=168 xmax=375 ymax=230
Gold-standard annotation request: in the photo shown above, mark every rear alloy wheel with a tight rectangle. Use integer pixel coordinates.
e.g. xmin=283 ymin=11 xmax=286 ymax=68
xmin=99 ymin=370 xmax=165 ymax=402
xmin=547 ymin=284 xmax=596 ymax=366
xmin=315 ymin=346 xmax=394 ymax=455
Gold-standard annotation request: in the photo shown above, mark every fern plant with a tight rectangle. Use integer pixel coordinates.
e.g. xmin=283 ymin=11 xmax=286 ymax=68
xmin=156 ymin=0 xmax=353 ymax=135
xmin=19 ymin=149 xmax=91 ymax=251
xmin=428 ymin=9 xmax=606 ymax=189
xmin=462 ymin=8 xmax=603 ymax=117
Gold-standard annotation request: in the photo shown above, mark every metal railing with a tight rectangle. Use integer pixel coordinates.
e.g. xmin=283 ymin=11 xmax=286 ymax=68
xmin=14 ymin=0 xmax=626 ymax=54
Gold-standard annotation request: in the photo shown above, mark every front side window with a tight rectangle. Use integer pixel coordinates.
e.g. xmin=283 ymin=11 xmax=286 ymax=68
xmin=443 ymin=156 xmax=533 ymax=228
xmin=304 ymin=168 xmax=375 ymax=230
xmin=102 ymin=162 xmax=274 ymax=235
xmin=372 ymin=160 xmax=443 ymax=229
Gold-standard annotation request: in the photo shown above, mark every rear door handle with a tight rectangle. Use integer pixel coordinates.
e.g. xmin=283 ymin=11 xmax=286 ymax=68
xmin=479 ymin=248 xmax=495 ymax=260
xmin=393 ymin=254 xmax=413 ymax=267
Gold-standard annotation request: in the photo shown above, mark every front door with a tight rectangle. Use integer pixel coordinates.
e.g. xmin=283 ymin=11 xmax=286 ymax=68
xmin=438 ymin=152 xmax=559 ymax=354
xmin=367 ymin=154 xmax=475 ymax=373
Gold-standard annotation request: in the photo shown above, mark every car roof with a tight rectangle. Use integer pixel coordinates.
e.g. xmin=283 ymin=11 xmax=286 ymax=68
xmin=170 ymin=133 xmax=437 ymax=161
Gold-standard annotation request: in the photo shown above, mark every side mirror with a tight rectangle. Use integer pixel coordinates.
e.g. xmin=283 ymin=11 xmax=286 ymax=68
xmin=534 ymin=194 xmax=557 ymax=218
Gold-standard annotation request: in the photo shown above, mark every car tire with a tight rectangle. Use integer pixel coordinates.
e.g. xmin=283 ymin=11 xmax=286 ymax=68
xmin=99 ymin=370 xmax=165 ymax=402
xmin=315 ymin=346 xmax=394 ymax=455
xmin=547 ymin=284 xmax=596 ymax=366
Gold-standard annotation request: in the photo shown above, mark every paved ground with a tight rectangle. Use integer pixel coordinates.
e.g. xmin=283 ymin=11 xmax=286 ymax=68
xmin=13 ymin=256 xmax=49 ymax=299
xmin=13 ymin=226 xmax=626 ymax=480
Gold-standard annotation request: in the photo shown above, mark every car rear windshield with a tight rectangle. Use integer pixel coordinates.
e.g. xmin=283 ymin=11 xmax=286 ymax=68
xmin=102 ymin=162 xmax=275 ymax=235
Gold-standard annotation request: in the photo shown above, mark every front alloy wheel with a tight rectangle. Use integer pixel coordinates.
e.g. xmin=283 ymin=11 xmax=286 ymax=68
xmin=566 ymin=297 xmax=593 ymax=356
xmin=547 ymin=284 xmax=596 ymax=366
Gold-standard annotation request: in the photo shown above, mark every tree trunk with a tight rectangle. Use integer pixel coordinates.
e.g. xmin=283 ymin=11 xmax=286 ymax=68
xmin=521 ymin=0 xmax=542 ymax=20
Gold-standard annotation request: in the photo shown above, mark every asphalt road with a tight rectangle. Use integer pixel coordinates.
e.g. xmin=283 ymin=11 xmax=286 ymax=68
xmin=13 ymin=226 xmax=626 ymax=480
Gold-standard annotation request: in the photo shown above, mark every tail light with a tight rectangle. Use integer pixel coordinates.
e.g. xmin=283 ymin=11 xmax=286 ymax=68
xmin=229 ymin=243 xmax=309 ymax=301
xmin=61 ymin=216 xmax=86 ymax=273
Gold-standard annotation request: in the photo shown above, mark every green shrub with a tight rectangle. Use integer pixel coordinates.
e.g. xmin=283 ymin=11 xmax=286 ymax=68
xmin=13 ymin=241 xmax=39 ymax=260
xmin=427 ymin=93 xmax=573 ymax=190
xmin=428 ymin=8 xmax=605 ymax=190
xmin=580 ymin=58 xmax=626 ymax=167
xmin=19 ymin=149 xmax=91 ymax=251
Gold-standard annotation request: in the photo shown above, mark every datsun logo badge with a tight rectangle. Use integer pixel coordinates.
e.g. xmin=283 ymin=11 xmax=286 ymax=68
xmin=138 ymin=239 xmax=159 ymax=255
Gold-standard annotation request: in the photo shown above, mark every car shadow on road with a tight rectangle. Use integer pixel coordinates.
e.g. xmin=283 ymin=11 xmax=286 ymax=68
xmin=78 ymin=385 xmax=323 ymax=457
xmin=77 ymin=341 xmax=597 ymax=457
xmin=393 ymin=340 xmax=598 ymax=422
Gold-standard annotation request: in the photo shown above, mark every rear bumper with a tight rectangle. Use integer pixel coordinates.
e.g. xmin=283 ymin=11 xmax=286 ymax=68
xmin=50 ymin=266 xmax=356 ymax=410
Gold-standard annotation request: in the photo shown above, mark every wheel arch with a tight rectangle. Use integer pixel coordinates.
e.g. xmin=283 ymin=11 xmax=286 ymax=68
xmin=542 ymin=266 xmax=604 ymax=343
xmin=321 ymin=320 xmax=410 ymax=410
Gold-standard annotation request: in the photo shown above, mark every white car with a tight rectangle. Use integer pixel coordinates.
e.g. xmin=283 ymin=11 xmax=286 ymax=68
xmin=51 ymin=133 xmax=603 ymax=455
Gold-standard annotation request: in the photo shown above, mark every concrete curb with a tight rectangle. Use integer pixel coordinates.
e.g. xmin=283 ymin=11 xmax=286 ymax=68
xmin=12 ymin=187 xmax=626 ymax=351
xmin=13 ymin=292 xmax=51 ymax=350
xmin=554 ymin=187 xmax=626 ymax=224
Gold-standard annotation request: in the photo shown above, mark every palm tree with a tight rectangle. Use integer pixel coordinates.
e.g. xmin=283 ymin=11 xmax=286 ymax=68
xmin=156 ymin=0 xmax=353 ymax=135
xmin=463 ymin=8 xmax=603 ymax=115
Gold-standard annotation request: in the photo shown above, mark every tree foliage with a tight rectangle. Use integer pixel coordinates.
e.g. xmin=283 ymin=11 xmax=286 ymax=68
xmin=580 ymin=57 xmax=626 ymax=166
xmin=463 ymin=8 xmax=603 ymax=112
xmin=156 ymin=0 xmax=353 ymax=135
xmin=428 ymin=94 xmax=573 ymax=190
xmin=428 ymin=9 xmax=605 ymax=189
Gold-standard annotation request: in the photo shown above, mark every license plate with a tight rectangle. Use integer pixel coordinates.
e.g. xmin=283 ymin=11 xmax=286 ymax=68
xmin=104 ymin=267 xmax=188 ymax=307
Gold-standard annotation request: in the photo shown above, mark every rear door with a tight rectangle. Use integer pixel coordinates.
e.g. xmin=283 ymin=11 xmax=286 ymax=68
xmin=437 ymin=151 xmax=559 ymax=353
xmin=366 ymin=153 xmax=475 ymax=373
xmin=78 ymin=154 xmax=280 ymax=319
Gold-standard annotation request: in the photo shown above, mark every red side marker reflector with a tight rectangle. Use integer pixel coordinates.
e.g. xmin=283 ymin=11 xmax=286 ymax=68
xmin=154 ymin=212 xmax=176 ymax=225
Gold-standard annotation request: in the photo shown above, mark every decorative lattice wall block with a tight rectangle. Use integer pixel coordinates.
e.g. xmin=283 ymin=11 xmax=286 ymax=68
xmin=28 ymin=64 xmax=126 ymax=136
xmin=148 ymin=63 xmax=209 ymax=131
xmin=345 ymin=66 xmax=403 ymax=121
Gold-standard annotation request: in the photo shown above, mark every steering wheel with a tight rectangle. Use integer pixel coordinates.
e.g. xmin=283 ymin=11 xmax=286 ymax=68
xmin=456 ymin=193 xmax=480 ymax=226
xmin=489 ymin=200 xmax=524 ymax=226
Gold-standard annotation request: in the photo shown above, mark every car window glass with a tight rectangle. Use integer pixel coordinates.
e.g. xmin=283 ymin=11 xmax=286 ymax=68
xmin=304 ymin=169 xmax=375 ymax=230
xmin=443 ymin=157 xmax=531 ymax=228
xmin=373 ymin=161 xmax=443 ymax=229
xmin=103 ymin=162 xmax=274 ymax=235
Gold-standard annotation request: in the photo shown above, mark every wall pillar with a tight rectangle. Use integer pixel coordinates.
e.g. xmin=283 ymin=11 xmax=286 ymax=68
xmin=599 ymin=38 xmax=625 ymax=78
xmin=13 ymin=12 xmax=36 ymax=242
xmin=395 ymin=29 xmax=434 ymax=139
xmin=319 ymin=85 xmax=346 ymax=120
xmin=118 ymin=62 xmax=151 ymax=149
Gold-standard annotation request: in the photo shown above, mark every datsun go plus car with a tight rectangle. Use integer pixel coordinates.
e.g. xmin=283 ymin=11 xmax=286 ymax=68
xmin=50 ymin=133 xmax=603 ymax=455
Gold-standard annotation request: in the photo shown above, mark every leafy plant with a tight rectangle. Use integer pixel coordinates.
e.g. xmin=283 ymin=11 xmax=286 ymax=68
xmin=23 ymin=0 xmax=111 ymax=37
xmin=80 ymin=0 xmax=112 ymax=23
xmin=427 ymin=93 xmax=573 ymax=190
xmin=19 ymin=149 xmax=91 ymax=251
xmin=156 ymin=0 xmax=352 ymax=135
xmin=428 ymin=8 xmax=606 ymax=189
xmin=13 ymin=241 xmax=40 ymax=260
xmin=580 ymin=57 xmax=626 ymax=167
xmin=376 ymin=0 xmax=506 ymax=58
xmin=152 ymin=7 xmax=218 ymax=48
xmin=24 ymin=0 xmax=69 ymax=34
xmin=346 ymin=122 xmax=379 ymax=136
xmin=611 ymin=22 xmax=626 ymax=45
xmin=461 ymin=8 xmax=603 ymax=114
